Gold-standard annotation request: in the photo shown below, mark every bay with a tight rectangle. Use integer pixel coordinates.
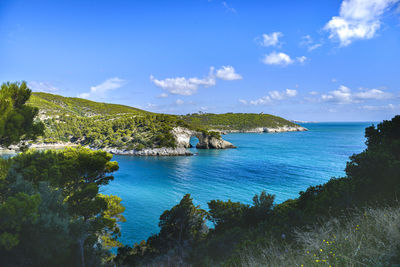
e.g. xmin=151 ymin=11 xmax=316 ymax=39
xmin=102 ymin=122 xmax=373 ymax=245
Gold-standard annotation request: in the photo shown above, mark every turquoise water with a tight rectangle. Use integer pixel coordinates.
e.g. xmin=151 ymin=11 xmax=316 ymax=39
xmin=103 ymin=122 xmax=372 ymax=245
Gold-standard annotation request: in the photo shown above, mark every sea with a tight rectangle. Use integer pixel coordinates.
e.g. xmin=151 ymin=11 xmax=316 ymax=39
xmin=101 ymin=122 xmax=373 ymax=245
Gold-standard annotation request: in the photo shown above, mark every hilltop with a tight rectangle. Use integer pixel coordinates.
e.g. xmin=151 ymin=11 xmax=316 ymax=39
xmin=181 ymin=112 xmax=304 ymax=132
xmin=29 ymin=92 xmax=151 ymax=117
xmin=26 ymin=92 xmax=305 ymax=154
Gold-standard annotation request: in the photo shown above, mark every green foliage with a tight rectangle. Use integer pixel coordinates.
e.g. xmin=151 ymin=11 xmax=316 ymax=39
xmin=29 ymin=92 xmax=150 ymax=117
xmin=346 ymin=115 xmax=400 ymax=204
xmin=157 ymin=194 xmax=208 ymax=249
xmin=0 ymin=81 xmax=44 ymax=148
xmin=26 ymin=92 xmax=188 ymax=150
xmin=0 ymin=147 xmax=124 ymax=266
xmin=0 ymin=191 xmax=41 ymax=250
xmin=115 ymin=194 xmax=207 ymax=266
xmin=208 ymin=200 xmax=249 ymax=232
xmin=181 ymin=112 xmax=298 ymax=131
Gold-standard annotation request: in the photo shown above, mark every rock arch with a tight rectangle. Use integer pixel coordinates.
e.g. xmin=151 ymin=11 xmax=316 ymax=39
xmin=172 ymin=127 xmax=236 ymax=149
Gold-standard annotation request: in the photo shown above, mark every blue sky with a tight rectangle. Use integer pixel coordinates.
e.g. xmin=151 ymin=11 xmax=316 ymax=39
xmin=1 ymin=0 xmax=399 ymax=121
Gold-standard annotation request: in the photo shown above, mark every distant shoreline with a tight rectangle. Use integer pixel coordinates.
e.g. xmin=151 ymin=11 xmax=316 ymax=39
xmin=0 ymin=127 xmax=308 ymax=156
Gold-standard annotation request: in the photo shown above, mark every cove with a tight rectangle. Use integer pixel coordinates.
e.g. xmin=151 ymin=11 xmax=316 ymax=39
xmin=103 ymin=122 xmax=372 ymax=245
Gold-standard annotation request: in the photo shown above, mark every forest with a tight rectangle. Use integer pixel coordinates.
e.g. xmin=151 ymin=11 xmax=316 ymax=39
xmin=1 ymin=81 xmax=399 ymax=266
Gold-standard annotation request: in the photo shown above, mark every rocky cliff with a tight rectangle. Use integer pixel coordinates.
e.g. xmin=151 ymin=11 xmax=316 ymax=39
xmin=195 ymin=131 xmax=236 ymax=149
xmin=171 ymin=127 xmax=236 ymax=149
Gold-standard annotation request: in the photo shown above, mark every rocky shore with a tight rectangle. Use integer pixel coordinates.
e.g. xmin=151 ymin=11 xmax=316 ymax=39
xmin=217 ymin=125 xmax=308 ymax=134
xmin=100 ymin=147 xmax=193 ymax=156
xmin=0 ymin=125 xmax=305 ymax=156
xmin=0 ymin=142 xmax=78 ymax=152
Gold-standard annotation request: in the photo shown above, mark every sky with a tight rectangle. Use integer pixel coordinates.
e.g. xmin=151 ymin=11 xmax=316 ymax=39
xmin=1 ymin=0 xmax=399 ymax=121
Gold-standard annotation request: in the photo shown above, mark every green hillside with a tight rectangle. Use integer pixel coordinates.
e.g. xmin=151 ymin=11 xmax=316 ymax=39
xmin=180 ymin=112 xmax=298 ymax=131
xmin=27 ymin=93 xmax=187 ymax=150
xmin=27 ymin=92 xmax=302 ymax=150
xmin=29 ymin=92 xmax=151 ymax=117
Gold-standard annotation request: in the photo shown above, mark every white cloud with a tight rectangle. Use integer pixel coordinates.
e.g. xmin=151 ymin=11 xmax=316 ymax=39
xmin=263 ymin=52 xmax=293 ymax=66
xmin=176 ymin=99 xmax=184 ymax=105
xmin=361 ymin=103 xmax=400 ymax=110
xmin=216 ymin=66 xmax=242 ymax=80
xmin=321 ymin=85 xmax=393 ymax=103
xmin=28 ymin=81 xmax=59 ymax=93
xmin=150 ymin=68 xmax=215 ymax=96
xmin=157 ymin=93 xmax=168 ymax=98
xmin=78 ymin=77 xmax=126 ymax=99
xmin=355 ymin=88 xmax=392 ymax=99
xmin=260 ymin=32 xmax=283 ymax=47
xmin=243 ymin=89 xmax=298 ymax=106
xmin=324 ymin=0 xmax=399 ymax=46
xmin=309 ymin=91 xmax=319 ymax=95
xmin=321 ymin=85 xmax=354 ymax=103
xmin=269 ymin=89 xmax=298 ymax=100
xmin=222 ymin=1 xmax=237 ymax=13
xmin=286 ymin=89 xmax=298 ymax=97
xmin=269 ymin=91 xmax=285 ymax=100
xmin=150 ymin=66 xmax=242 ymax=96
xmin=263 ymin=52 xmax=306 ymax=66
xmin=296 ymin=56 xmax=308 ymax=63
xmin=300 ymin=35 xmax=323 ymax=51
xmin=250 ymin=95 xmax=272 ymax=105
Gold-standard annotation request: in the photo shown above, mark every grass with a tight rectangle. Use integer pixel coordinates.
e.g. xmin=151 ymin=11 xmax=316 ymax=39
xmin=236 ymin=205 xmax=400 ymax=266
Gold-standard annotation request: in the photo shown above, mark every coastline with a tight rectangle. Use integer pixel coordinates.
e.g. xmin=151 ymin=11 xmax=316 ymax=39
xmin=216 ymin=125 xmax=308 ymax=134
xmin=0 ymin=126 xmax=307 ymax=156
xmin=100 ymin=147 xmax=193 ymax=156
xmin=0 ymin=143 xmax=193 ymax=156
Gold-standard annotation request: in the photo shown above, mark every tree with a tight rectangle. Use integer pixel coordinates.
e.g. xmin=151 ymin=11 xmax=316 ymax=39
xmin=157 ymin=194 xmax=207 ymax=251
xmin=346 ymin=115 xmax=400 ymax=204
xmin=208 ymin=199 xmax=249 ymax=232
xmin=1 ymin=147 xmax=123 ymax=267
xmin=0 ymin=81 xmax=44 ymax=148
xmin=115 ymin=194 xmax=207 ymax=266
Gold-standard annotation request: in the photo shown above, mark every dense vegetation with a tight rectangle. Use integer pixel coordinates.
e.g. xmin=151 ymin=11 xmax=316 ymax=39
xmin=28 ymin=93 xmax=193 ymax=150
xmin=181 ymin=112 xmax=298 ymax=131
xmin=0 ymin=83 xmax=125 ymax=266
xmin=29 ymin=92 xmax=150 ymax=117
xmin=0 ymin=82 xmax=44 ymax=149
xmin=115 ymin=116 xmax=400 ymax=266
xmin=25 ymin=93 xmax=299 ymax=150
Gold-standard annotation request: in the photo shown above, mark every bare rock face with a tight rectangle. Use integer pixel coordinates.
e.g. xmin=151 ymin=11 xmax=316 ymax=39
xmin=171 ymin=127 xmax=193 ymax=148
xmin=195 ymin=132 xmax=236 ymax=149
xmin=171 ymin=127 xmax=236 ymax=150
